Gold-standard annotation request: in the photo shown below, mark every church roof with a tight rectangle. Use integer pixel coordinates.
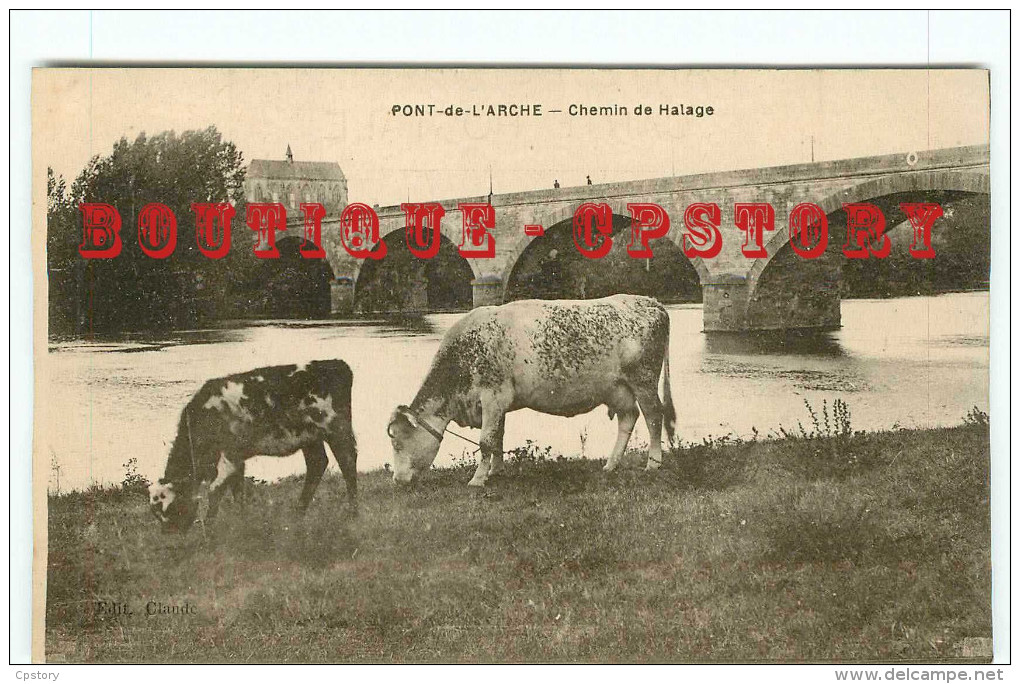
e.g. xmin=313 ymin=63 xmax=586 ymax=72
xmin=247 ymin=159 xmax=346 ymax=182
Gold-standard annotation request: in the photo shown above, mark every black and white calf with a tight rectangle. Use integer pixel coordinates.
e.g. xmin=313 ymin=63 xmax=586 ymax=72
xmin=149 ymin=360 xmax=357 ymax=531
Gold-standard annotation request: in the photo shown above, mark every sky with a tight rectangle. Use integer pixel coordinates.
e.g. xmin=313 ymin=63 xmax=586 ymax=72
xmin=34 ymin=68 xmax=988 ymax=208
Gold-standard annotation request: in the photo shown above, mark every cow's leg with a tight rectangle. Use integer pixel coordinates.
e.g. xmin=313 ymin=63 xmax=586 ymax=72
xmin=230 ymin=460 xmax=246 ymax=502
xmin=469 ymin=401 xmax=507 ymax=487
xmin=206 ymin=453 xmax=240 ymax=521
xmin=485 ymin=419 xmax=507 ymax=478
xmin=488 ymin=451 xmax=505 ymax=478
xmin=635 ymin=385 xmax=664 ymax=471
xmin=298 ymin=441 xmax=329 ymax=512
xmin=327 ymin=431 xmax=358 ymax=511
xmin=468 ymin=453 xmax=492 ymax=488
xmin=604 ymin=384 xmax=639 ymax=472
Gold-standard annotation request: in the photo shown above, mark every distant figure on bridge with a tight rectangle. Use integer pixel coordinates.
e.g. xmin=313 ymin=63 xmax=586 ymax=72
xmin=586 ymin=175 xmax=592 ymax=185
xmin=554 ymin=179 xmax=560 ymax=188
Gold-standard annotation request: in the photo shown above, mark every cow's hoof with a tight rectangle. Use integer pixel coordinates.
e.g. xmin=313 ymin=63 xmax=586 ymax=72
xmin=602 ymin=462 xmax=617 ymax=473
xmin=467 ymin=478 xmax=486 ymax=488
xmin=645 ymin=461 xmax=662 ymax=472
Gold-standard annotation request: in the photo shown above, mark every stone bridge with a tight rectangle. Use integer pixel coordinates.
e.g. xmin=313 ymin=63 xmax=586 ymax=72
xmin=314 ymin=144 xmax=988 ymax=332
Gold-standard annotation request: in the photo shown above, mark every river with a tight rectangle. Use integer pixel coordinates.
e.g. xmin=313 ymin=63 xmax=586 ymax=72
xmin=41 ymin=292 xmax=989 ymax=492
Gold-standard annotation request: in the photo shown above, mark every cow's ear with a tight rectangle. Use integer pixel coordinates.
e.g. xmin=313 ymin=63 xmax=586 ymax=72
xmin=387 ymin=418 xmax=407 ymax=438
xmin=396 ymin=406 xmax=419 ymax=428
xmin=387 ymin=408 xmax=413 ymax=437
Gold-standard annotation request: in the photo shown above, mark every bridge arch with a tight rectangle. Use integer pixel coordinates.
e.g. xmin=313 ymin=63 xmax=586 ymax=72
xmin=744 ymin=169 xmax=990 ymax=330
xmin=257 ymin=235 xmax=336 ymax=318
xmin=503 ymin=212 xmax=703 ymax=304
xmin=352 ymin=226 xmax=478 ymax=314
xmin=350 ymin=221 xmax=485 ymax=283
xmin=749 ymin=169 xmax=990 ymax=286
xmin=499 ymin=204 xmax=711 ymax=288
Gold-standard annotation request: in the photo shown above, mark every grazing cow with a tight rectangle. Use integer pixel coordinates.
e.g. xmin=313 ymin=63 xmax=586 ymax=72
xmin=387 ymin=294 xmax=676 ymax=486
xmin=148 ymin=360 xmax=357 ymax=532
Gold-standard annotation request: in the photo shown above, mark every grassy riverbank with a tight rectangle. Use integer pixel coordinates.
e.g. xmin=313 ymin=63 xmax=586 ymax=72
xmin=45 ymin=416 xmax=991 ymax=663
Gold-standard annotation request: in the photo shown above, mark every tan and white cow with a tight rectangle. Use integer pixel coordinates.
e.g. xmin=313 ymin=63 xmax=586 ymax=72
xmin=149 ymin=360 xmax=357 ymax=531
xmin=387 ymin=294 xmax=676 ymax=486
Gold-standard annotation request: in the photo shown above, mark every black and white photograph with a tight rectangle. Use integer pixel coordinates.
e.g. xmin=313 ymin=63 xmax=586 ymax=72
xmin=12 ymin=11 xmax=1009 ymax=671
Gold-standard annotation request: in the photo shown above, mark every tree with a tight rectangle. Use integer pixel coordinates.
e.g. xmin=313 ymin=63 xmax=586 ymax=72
xmin=47 ymin=168 xmax=81 ymax=333
xmin=47 ymin=127 xmax=250 ymax=334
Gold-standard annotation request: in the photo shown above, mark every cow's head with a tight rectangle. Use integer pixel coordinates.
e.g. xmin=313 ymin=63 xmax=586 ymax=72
xmin=387 ymin=405 xmax=442 ymax=485
xmin=148 ymin=479 xmax=197 ymax=532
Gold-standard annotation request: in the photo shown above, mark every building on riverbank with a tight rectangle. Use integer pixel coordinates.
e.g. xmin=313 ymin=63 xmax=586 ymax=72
xmin=243 ymin=145 xmax=348 ymax=217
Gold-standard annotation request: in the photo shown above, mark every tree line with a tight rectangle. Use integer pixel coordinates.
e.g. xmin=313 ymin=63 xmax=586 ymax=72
xmin=46 ymin=126 xmax=333 ymax=336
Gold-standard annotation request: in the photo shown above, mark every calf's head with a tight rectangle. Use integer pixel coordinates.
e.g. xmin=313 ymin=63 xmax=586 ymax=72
xmin=387 ymin=406 xmax=442 ymax=485
xmin=148 ymin=479 xmax=197 ymax=532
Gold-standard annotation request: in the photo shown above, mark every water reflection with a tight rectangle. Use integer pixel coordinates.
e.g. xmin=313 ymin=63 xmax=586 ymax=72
xmin=370 ymin=314 xmax=440 ymax=336
xmin=704 ymin=329 xmax=847 ymax=357
xmin=48 ymin=328 xmax=246 ymax=353
xmin=700 ymin=357 xmax=869 ymax=393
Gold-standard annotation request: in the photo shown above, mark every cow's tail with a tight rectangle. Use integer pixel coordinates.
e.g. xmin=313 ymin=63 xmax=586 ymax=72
xmin=660 ymin=326 xmax=677 ymax=447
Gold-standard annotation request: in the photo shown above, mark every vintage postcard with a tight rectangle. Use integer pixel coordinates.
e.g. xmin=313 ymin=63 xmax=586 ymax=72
xmin=32 ymin=68 xmax=991 ymax=663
